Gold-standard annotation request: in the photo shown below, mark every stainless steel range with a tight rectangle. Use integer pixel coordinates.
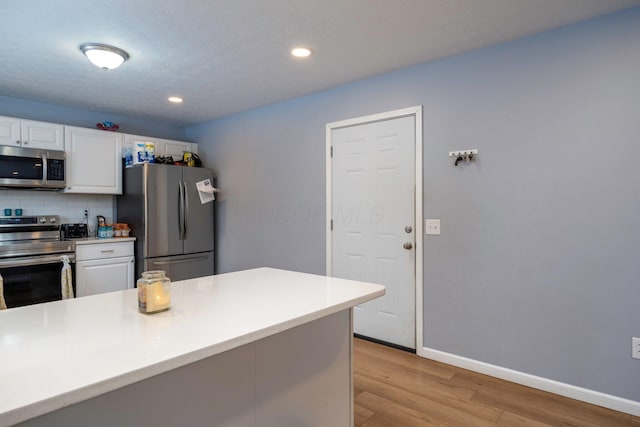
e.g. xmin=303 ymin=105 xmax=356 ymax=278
xmin=0 ymin=215 xmax=75 ymax=308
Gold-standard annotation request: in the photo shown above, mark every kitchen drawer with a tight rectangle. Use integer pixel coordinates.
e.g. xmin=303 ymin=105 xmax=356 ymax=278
xmin=76 ymin=241 xmax=134 ymax=261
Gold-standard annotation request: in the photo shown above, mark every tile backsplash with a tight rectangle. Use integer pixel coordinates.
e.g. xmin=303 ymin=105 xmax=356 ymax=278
xmin=0 ymin=189 xmax=115 ymax=231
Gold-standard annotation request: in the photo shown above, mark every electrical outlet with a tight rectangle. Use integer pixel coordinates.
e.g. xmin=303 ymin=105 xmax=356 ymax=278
xmin=633 ymin=337 xmax=640 ymax=360
xmin=425 ymin=219 xmax=441 ymax=235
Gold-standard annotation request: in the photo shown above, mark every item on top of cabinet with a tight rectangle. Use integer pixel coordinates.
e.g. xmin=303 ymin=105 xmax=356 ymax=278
xmin=137 ymin=270 xmax=171 ymax=314
xmin=123 ymin=143 xmax=134 ymax=166
xmin=134 ymin=142 xmax=146 ymax=164
xmin=4 ymin=209 xmax=11 ymax=216
xmin=154 ymin=155 xmax=174 ymax=164
xmin=15 ymin=208 xmax=22 ymax=216
xmin=183 ymin=151 xmax=193 ymax=166
xmin=145 ymin=142 xmax=155 ymax=163
xmin=97 ymin=225 xmax=113 ymax=239
xmin=113 ymin=223 xmax=131 ymax=237
xmin=181 ymin=152 xmax=202 ymax=167
xmin=96 ymin=121 xmax=120 ymax=131
xmin=129 ymin=141 xmax=156 ymax=165
xmin=96 ymin=215 xmax=106 ymax=233
xmin=96 ymin=216 xmax=112 ymax=238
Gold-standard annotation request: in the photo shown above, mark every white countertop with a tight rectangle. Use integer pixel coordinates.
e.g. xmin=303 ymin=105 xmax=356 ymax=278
xmin=72 ymin=237 xmax=136 ymax=245
xmin=0 ymin=268 xmax=384 ymax=426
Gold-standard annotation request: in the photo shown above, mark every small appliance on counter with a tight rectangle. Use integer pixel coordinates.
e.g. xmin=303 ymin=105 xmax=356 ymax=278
xmin=61 ymin=223 xmax=89 ymax=239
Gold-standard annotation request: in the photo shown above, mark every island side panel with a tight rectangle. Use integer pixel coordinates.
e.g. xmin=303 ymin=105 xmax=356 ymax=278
xmin=16 ymin=342 xmax=256 ymax=427
xmin=16 ymin=310 xmax=353 ymax=427
xmin=255 ymin=309 xmax=352 ymax=427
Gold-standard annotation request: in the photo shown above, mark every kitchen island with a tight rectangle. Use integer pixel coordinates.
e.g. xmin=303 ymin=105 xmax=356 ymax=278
xmin=0 ymin=268 xmax=384 ymax=427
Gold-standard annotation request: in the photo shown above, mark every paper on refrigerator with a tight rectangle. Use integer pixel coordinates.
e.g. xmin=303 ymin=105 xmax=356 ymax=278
xmin=196 ymin=179 xmax=219 ymax=204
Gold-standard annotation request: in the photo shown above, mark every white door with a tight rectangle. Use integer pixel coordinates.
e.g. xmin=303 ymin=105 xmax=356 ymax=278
xmin=331 ymin=115 xmax=416 ymax=349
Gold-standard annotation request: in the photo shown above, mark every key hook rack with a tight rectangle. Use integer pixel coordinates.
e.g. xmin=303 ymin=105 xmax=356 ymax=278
xmin=449 ymin=149 xmax=478 ymax=166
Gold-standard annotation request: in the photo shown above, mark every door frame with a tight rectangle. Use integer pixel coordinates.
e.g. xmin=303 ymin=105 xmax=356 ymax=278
xmin=325 ymin=105 xmax=423 ymax=355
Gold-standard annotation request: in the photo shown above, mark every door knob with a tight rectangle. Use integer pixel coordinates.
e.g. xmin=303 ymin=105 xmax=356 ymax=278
xmin=403 ymin=242 xmax=413 ymax=250
xmin=404 ymin=226 xmax=413 ymax=233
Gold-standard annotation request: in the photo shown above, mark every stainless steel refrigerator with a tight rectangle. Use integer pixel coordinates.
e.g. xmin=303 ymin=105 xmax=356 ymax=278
xmin=117 ymin=163 xmax=214 ymax=281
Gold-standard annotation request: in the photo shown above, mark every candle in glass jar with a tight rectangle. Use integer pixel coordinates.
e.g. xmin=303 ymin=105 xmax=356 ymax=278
xmin=138 ymin=271 xmax=171 ymax=314
xmin=147 ymin=281 xmax=170 ymax=312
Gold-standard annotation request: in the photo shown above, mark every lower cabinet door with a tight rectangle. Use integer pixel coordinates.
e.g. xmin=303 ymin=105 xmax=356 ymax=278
xmin=76 ymin=256 xmax=134 ymax=297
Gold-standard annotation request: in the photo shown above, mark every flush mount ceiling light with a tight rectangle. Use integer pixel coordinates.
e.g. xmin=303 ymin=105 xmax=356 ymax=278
xmin=291 ymin=47 xmax=312 ymax=58
xmin=80 ymin=43 xmax=129 ymax=70
xmin=168 ymin=96 xmax=184 ymax=103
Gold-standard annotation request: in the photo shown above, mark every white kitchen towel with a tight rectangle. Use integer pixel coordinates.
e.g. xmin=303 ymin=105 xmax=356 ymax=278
xmin=61 ymin=256 xmax=74 ymax=299
xmin=0 ymin=272 xmax=6 ymax=310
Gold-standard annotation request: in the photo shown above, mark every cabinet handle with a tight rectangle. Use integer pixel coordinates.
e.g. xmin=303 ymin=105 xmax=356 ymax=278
xmin=100 ymin=249 xmax=115 ymax=253
xmin=23 ymin=140 xmax=28 ymax=145
xmin=15 ymin=140 xmax=20 ymax=145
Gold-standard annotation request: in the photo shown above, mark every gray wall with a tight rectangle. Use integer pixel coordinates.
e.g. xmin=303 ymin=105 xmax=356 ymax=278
xmin=0 ymin=96 xmax=185 ymax=140
xmin=187 ymin=7 xmax=640 ymax=402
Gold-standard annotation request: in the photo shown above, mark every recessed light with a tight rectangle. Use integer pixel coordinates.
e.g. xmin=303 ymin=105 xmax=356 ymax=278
xmin=168 ymin=96 xmax=184 ymax=103
xmin=291 ymin=47 xmax=312 ymax=58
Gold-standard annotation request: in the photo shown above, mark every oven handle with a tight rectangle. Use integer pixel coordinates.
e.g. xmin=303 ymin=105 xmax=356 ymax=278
xmin=0 ymin=254 xmax=75 ymax=268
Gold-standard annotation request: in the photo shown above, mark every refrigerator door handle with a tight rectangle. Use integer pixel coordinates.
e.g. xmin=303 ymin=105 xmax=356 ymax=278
xmin=178 ymin=181 xmax=185 ymax=240
xmin=183 ymin=180 xmax=189 ymax=240
xmin=150 ymin=255 xmax=209 ymax=266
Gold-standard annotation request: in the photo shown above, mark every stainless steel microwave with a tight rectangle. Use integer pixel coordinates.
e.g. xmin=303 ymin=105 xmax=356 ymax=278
xmin=0 ymin=146 xmax=66 ymax=189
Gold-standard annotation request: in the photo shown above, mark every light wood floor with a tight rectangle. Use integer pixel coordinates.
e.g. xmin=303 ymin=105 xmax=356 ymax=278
xmin=353 ymin=338 xmax=639 ymax=426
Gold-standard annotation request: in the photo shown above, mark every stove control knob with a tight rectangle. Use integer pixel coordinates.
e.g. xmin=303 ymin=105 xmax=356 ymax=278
xmin=49 ymin=217 xmax=57 ymax=223
xmin=39 ymin=217 xmax=46 ymax=224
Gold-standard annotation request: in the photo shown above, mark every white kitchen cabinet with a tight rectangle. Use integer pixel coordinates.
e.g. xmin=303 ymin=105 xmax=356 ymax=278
xmin=157 ymin=138 xmax=197 ymax=159
xmin=75 ymin=240 xmax=135 ymax=297
xmin=64 ymin=126 xmax=123 ymax=194
xmin=0 ymin=115 xmax=64 ymax=150
xmin=123 ymin=133 xmax=197 ymax=162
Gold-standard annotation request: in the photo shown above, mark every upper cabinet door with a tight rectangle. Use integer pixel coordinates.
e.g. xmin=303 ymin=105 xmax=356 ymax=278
xmin=64 ymin=126 xmax=123 ymax=194
xmin=159 ymin=139 xmax=196 ymax=160
xmin=0 ymin=116 xmax=64 ymax=150
xmin=20 ymin=119 xmax=64 ymax=150
xmin=0 ymin=116 xmax=23 ymax=147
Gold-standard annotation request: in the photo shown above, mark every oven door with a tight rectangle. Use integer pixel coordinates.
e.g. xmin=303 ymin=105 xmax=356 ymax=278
xmin=0 ymin=254 xmax=76 ymax=308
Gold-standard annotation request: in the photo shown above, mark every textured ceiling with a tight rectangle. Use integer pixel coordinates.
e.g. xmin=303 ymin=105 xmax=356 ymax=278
xmin=0 ymin=0 xmax=638 ymax=127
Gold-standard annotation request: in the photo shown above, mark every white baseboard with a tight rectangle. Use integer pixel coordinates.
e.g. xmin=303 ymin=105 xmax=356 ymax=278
xmin=421 ymin=346 xmax=640 ymax=417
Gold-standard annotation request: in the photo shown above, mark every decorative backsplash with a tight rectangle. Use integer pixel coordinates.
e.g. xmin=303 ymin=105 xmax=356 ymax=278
xmin=0 ymin=189 xmax=114 ymax=230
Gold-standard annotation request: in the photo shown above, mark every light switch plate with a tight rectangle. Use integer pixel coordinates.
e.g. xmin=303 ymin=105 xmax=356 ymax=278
xmin=633 ymin=337 xmax=640 ymax=360
xmin=425 ymin=219 xmax=440 ymax=235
